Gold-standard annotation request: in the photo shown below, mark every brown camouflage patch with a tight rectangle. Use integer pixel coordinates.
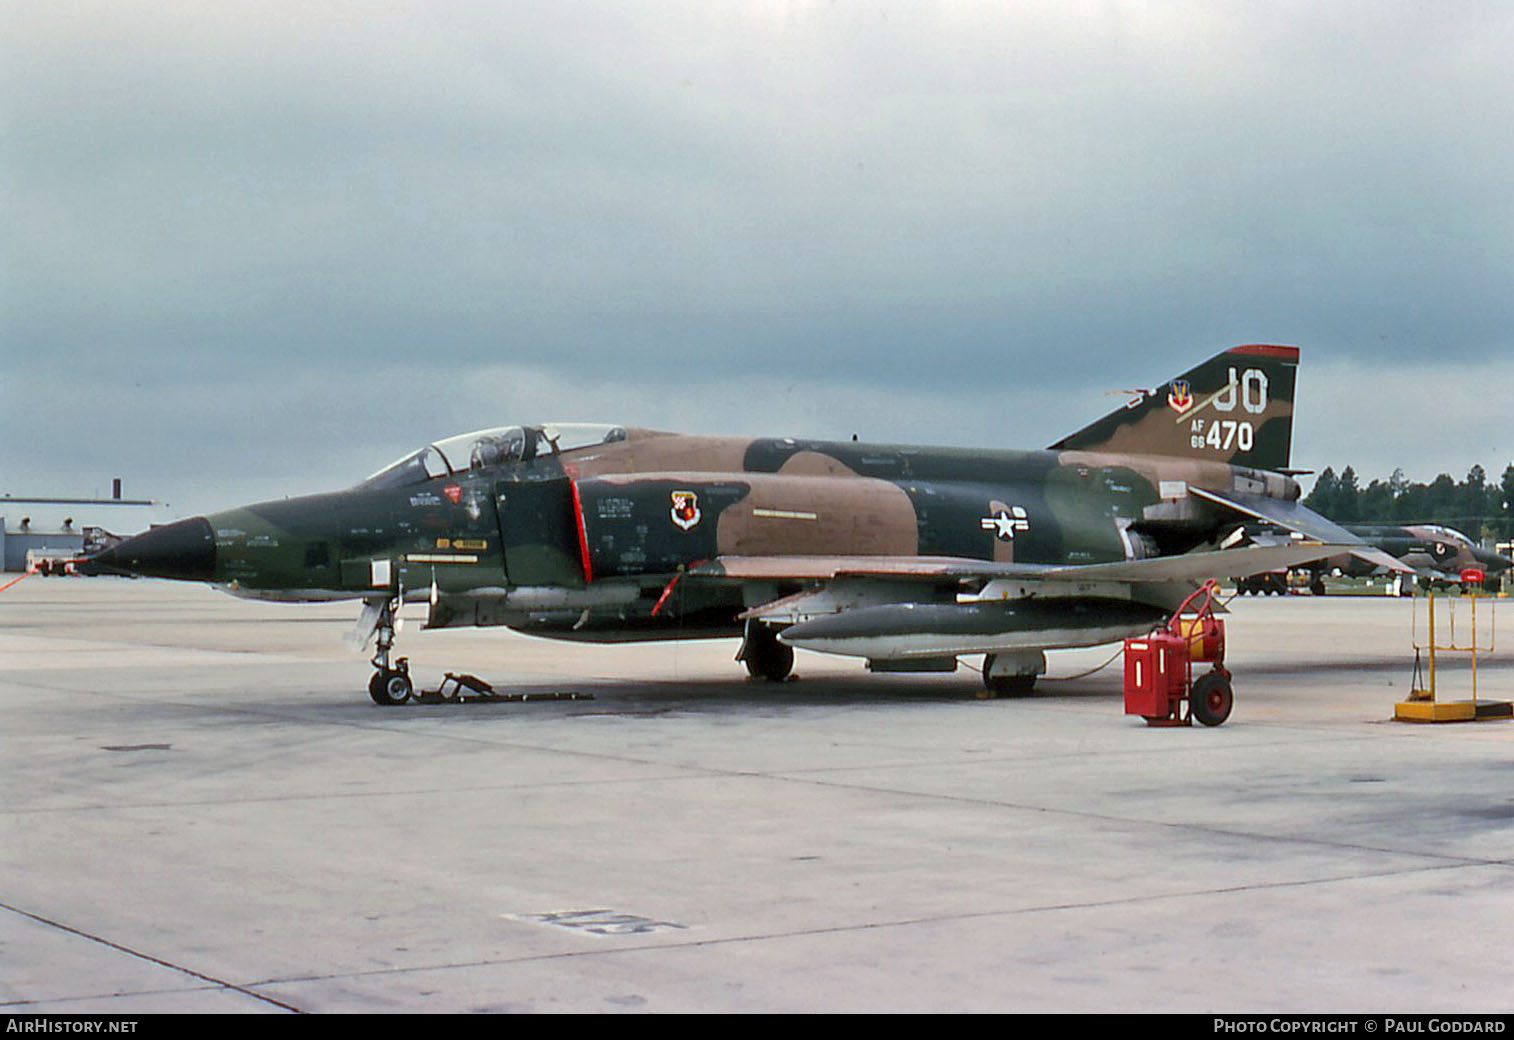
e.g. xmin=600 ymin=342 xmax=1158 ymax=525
xmin=716 ymin=473 xmax=918 ymax=557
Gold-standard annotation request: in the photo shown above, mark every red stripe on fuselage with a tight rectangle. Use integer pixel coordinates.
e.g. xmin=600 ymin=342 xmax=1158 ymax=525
xmin=568 ymin=478 xmax=594 ymax=584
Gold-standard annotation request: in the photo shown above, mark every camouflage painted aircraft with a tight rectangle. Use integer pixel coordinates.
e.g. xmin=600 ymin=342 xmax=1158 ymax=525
xmin=1332 ymin=523 xmax=1510 ymax=590
xmin=1239 ymin=521 xmax=1513 ymax=595
xmin=90 ymin=344 xmax=1401 ymax=708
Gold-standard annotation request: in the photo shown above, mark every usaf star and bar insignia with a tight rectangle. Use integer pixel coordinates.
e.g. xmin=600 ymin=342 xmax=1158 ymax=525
xmin=980 ymin=504 xmax=1030 ymax=541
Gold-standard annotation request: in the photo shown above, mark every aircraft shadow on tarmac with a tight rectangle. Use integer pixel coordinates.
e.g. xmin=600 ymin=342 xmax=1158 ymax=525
xmin=323 ymin=671 xmax=1125 ymax=716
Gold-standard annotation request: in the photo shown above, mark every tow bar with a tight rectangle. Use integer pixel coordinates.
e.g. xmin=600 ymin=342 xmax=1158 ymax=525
xmin=412 ymin=672 xmax=594 ymax=705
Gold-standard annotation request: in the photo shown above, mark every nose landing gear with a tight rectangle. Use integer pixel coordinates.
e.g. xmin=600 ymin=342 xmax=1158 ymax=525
xmin=366 ymin=595 xmax=413 ymax=705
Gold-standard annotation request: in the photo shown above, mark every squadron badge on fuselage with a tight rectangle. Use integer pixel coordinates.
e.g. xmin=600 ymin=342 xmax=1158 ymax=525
xmin=670 ymin=490 xmax=702 ymax=531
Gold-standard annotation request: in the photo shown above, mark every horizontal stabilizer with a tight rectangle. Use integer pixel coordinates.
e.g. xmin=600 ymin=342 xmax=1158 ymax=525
xmin=1190 ymin=487 xmax=1412 ymax=574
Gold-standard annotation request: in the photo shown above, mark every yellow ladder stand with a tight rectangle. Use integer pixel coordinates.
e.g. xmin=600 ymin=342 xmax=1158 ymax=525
xmin=1397 ymin=586 xmax=1511 ymax=722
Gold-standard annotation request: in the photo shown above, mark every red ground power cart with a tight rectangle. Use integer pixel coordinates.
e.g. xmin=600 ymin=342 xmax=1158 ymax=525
xmin=1123 ymin=580 xmax=1233 ymax=727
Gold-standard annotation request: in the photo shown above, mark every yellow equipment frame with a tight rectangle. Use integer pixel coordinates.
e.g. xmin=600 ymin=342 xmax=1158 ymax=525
xmin=1397 ymin=589 xmax=1510 ymax=722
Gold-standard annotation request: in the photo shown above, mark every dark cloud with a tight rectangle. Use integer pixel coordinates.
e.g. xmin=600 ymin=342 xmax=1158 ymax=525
xmin=5 ymin=2 xmax=1514 ymax=515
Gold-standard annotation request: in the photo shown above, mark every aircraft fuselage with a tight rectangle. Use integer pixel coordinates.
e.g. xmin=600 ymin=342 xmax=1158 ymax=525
xmin=105 ymin=431 xmax=1296 ymax=644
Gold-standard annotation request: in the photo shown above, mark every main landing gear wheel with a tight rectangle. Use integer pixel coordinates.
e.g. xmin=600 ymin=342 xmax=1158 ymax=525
xmin=1189 ymin=670 xmax=1234 ymax=727
xmin=981 ymin=671 xmax=1037 ymax=696
xmin=739 ymin=622 xmax=794 ymax=682
xmin=981 ymin=652 xmax=1039 ymax=697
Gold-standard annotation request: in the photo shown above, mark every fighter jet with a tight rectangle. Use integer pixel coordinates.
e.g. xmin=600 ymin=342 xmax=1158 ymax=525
xmin=90 ymin=344 xmax=1400 ymax=707
xmin=1319 ymin=523 xmax=1511 ymax=592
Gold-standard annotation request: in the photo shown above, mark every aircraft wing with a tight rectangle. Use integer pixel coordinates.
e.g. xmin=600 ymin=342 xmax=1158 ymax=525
xmin=695 ymin=542 xmax=1357 ymax=586
xmin=701 ymin=541 xmax=1364 ymax=662
xmin=1189 ymin=487 xmax=1412 ymax=574
xmin=1036 ymin=542 xmax=1368 ymax=582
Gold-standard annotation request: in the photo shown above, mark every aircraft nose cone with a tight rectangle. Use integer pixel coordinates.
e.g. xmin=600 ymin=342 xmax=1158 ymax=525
xmin=1475 ymin=549 xmax=1511 ymax=573
xmin=91 ymin=516 xmax=216 ymax=581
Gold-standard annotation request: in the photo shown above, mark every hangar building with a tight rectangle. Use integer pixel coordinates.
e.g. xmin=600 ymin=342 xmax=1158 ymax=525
xmin=1 ymin=483 xmax=169 ymax=572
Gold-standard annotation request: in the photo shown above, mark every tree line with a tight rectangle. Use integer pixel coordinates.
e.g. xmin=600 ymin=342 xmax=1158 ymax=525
xmin=1303 ymin=464 xmax=1514 ymax=542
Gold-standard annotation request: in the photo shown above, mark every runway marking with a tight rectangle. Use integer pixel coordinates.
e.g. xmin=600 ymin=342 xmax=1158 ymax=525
xmin=215 ymin=859 xmax=1503 ymax=994
xmin=505 ymin=909 xmax=687 ymax=937
xmin=0 ymin=899 xmax=304 ymax=1013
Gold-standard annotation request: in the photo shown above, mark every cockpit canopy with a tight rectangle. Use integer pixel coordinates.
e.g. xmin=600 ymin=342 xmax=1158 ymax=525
xmin=1418 ymin=524 xmax=1474 ymax=547
xmin=358 ymin=423 xmax=629 ymax=490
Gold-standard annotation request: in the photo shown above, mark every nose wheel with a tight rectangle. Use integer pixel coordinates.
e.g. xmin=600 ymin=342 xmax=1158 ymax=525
xmin=369 ymin=659 xmax=413 ymax=705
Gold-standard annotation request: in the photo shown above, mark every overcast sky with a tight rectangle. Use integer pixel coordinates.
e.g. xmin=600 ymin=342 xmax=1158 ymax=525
xmin=5 ymin=1 xmax=1513 ymax=519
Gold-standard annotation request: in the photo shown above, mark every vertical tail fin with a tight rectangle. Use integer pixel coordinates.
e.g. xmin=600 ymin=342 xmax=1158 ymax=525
xmin=1048 ymin=344 xmax=1299 ymax=472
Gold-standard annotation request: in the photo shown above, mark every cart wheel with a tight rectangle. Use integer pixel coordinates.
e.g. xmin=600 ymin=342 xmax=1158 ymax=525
xmin=1189 ymin=671 xmax=1233 ymax=727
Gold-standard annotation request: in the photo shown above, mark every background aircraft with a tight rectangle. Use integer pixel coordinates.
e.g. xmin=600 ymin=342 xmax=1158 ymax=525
xmin=1238 ymin=522 xmax=1512 ymax=595
xmin=1331 ymin=523 xmax=1508 ymax=592
xmin=1349 ymin=523 xmax=1511 ymax=582
xmin=91 ymin=344 xmax=1398 ymax=705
